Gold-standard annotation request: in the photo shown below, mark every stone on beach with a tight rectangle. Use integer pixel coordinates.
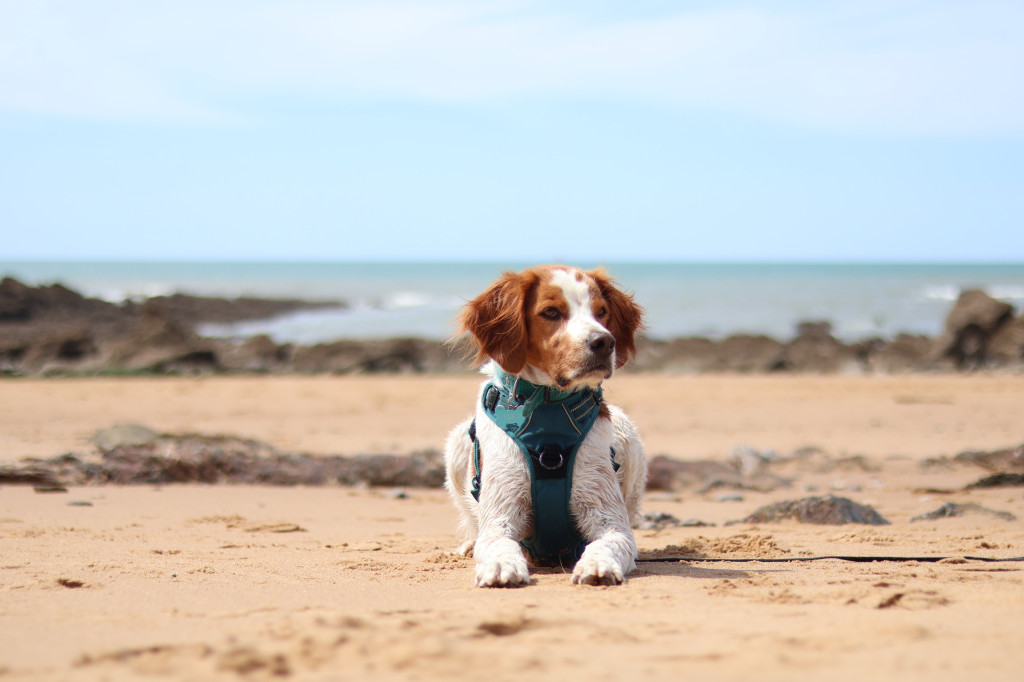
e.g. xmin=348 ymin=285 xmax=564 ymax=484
xmin=911 ymin=502 xmax=1017 ymax=522
xmin=0 ymin=427 xmax=445 ymax=488
xmin=736 ymin=494 xmax=890 ymax=525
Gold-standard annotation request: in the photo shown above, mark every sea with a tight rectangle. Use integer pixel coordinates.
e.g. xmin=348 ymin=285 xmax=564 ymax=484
xmin=3 ymin=261 xmax=1023 ymax=344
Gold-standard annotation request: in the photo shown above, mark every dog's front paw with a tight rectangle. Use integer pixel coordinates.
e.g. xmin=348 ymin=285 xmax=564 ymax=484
xmin=475 ymin=556 xmax=530 ymax=588
xmin=572 ymin=553 xmax=625 ymax=586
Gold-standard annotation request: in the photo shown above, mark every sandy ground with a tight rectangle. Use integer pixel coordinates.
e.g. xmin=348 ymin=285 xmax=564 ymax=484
xmin=1 ymin=373 xmax=1023 ymax=681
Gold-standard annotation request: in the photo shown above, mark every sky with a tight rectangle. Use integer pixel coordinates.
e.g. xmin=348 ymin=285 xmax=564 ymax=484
xmin=1 ymin=0 xmax=1023 ymax=263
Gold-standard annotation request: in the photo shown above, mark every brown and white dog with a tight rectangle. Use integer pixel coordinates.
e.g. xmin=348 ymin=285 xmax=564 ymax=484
xmin=444 ymin=265 xmax=647 ymax=587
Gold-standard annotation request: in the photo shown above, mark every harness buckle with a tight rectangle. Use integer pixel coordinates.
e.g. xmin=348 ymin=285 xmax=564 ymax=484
xmin=537 ymin=445 xmax=565 ymax=471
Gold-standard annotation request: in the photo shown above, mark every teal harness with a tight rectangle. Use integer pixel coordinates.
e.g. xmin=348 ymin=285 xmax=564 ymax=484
xmin=468 ymin=368 xmax=618 ymax=566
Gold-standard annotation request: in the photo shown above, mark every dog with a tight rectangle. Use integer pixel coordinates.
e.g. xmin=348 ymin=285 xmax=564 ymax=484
xmin=444 ymin=265 xmax=647 ymax=587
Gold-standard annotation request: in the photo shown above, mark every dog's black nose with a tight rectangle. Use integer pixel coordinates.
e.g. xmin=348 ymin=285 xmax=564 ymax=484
xmin=588 ymin=331 xmax=615 ymax=358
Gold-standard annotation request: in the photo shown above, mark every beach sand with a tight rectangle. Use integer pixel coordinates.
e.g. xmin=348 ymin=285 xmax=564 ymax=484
xmin=2 ymin=374 xmax=1023 ymax=681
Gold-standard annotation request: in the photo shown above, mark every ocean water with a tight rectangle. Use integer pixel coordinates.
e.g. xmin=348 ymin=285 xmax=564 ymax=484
xmin=3 ymin=261 xmax=1023 ymax=344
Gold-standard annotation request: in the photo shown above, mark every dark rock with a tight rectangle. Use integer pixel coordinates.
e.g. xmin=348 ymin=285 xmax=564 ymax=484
xmin=679 ymin=518 xmax=715 ymax=527
xmin=0 ymin=277 xmax=126 ymax=325
xmin=0 ymin=325 xmax=101 ymax=373
xmin=930 ymin=289 xmax=1015 ymax=369
xmin=215 ymin=335 xmax=293 ymax=372
xmin=0 ymin=278 xmax=351 ymax=375
xmin=334 ymin=452 xmax=445 ymax=488
xmin=717 ymin=334 xmax=786 ymax=372
xmin=4 ymin=276 xmax=1023 ymax=376
xmin=865 ymin=334 xmax=936 ymax=373
xmin=0 ymin=278 xmax=136 ymax=371
xmin=636 ymin=511 xmax=715 ymax=530
xmin=988 ymin=314 xmax=1024 ymax=365
xmin=0 ymin=431 xmax=446 ymax=488
xmin=784 ymin=322 xmax=859 ymax=373
xmin=0 ymin=465 xmax=63 ymax=487
xmin=736 ymin=494 xmax=890 ymax=525
xmin=632 ymin=335 xmax=787 ymax=373
xmin=964 ymin=472 xmax=1024 ymax=489
xmin=0 ymin=277 xmax=33 ymax=321
xmin=911 ymin=502 xmax=1017 ymax=522
xmin=952 ymin=445 xmax=1024 ymax=473
xmin=637 ymin=511 xmax=685 ymax=531
xmin=417 ymin=340 xmax=469 ymax=373
xmin=832 ymin=455 xmax=881 ymax=473
xmin=22 ymin=326 xmax=99 ymax=370
xmin=632 ymin=337 xmax=718 ymax=373
xmin=130 ymin=293 xmax=344 ymax=326
xmin=105 ymin=302 xmax=219 ymax=372
xmin=361 ymin=338 xmax=430 ymax=373
xmin=795 ymin=321 xmax=834 ymax=338
xmin=291 ymin=338 xmax=452 ymax=374
xmin=291 ymin=340 xmax=378 ymax=373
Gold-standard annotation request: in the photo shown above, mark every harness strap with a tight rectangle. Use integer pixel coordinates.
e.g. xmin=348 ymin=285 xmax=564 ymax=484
xmin=469 ymin=419 xmax=481 ymax=502
xmin=469 ymin=420 xmax=618 ymax=500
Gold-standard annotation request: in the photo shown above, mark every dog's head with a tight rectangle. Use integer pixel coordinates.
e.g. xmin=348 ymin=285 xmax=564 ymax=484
xmin=458 ymin=265 xmax=644 ymax=389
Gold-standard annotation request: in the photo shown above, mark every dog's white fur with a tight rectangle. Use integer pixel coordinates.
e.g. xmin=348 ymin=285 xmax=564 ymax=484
xmin=444 ymin=265 xmax=647 ymax=587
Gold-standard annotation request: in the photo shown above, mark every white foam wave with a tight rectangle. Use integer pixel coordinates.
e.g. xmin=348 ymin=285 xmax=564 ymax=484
xmin=91 ymin=284 xmax=177 ymax=303
xmin=988 ymin=285 xmax=1024 ymax=301
xmin=923 ymin=285 xmax=959 ymax=301
xmin=384 ymin=292 xmax=433 ymax=309
xmin=374 ymin=292 xmax=464 ymax=311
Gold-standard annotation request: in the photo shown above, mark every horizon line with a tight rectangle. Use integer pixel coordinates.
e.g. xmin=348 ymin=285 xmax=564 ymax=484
xmin=3 ymin=258 xmax=1023 ymax=267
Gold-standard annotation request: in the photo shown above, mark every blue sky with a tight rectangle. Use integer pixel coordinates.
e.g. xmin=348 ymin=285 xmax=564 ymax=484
xmin=2 ymin=0 xmax=1023 ymax=262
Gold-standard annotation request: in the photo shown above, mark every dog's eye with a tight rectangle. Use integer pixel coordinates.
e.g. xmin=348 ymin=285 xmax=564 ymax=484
xmin=596 ymin=306 xmax=608 ymax=318
xmin=540 ymin=307 xmax=561 ymax=321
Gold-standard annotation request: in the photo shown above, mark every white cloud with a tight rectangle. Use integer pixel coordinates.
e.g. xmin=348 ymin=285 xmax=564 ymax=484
xmin=1 ymin=0 xmax=1022 ymax=133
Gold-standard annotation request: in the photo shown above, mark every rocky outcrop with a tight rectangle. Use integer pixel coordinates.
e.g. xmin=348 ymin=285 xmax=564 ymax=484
xmin=736 ymin=494 xmax=890 ymax=525
xmin=0 ymin=278 xmax=344 ymax=375
xmin=216 ymin=335 xmax=294 ymax=373
xmin=782 ymin=322 xmax=862 ymax=373
xmin=911 ymin=502 xmax=1016 ymax=522
xmin=105 ymin=302 xmax=219 ymax=373
xmin=988 ymin=314 xmax=1024 ymax=365
xmin=634 ymin=335 xmax=785 ymax=373
xmin=2 ymin=277 xmax=1023 ymax=375
xmin=0 ymin=427 xmax=445 ymax=488
xmin=0 ymin=277 xmax=128 ymax=327
xmin=127 ymin=293 xmax=344 ymax=327
xmin=863 ymin=333 xmax=936 ymax=373
xmin=930 ymin=289 xmax=1015 ymax=369
xmin=633 ymin=289 xmax=1024 ymax=375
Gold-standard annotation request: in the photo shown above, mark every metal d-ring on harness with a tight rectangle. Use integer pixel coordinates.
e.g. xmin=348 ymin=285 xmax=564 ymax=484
xmin=467 ymin=367 xmax=619 ymax=566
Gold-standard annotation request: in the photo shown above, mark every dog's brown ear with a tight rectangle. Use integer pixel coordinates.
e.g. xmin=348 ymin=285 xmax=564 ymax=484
xmin=459 ymin=270 xmax=533 ymax=373
xmin=589 ymin=268 xmax=645 ymax=368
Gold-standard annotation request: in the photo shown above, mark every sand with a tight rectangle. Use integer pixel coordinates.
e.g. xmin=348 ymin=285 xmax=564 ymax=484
xmin=1 ymin=373 xmax=1023 ymax=681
